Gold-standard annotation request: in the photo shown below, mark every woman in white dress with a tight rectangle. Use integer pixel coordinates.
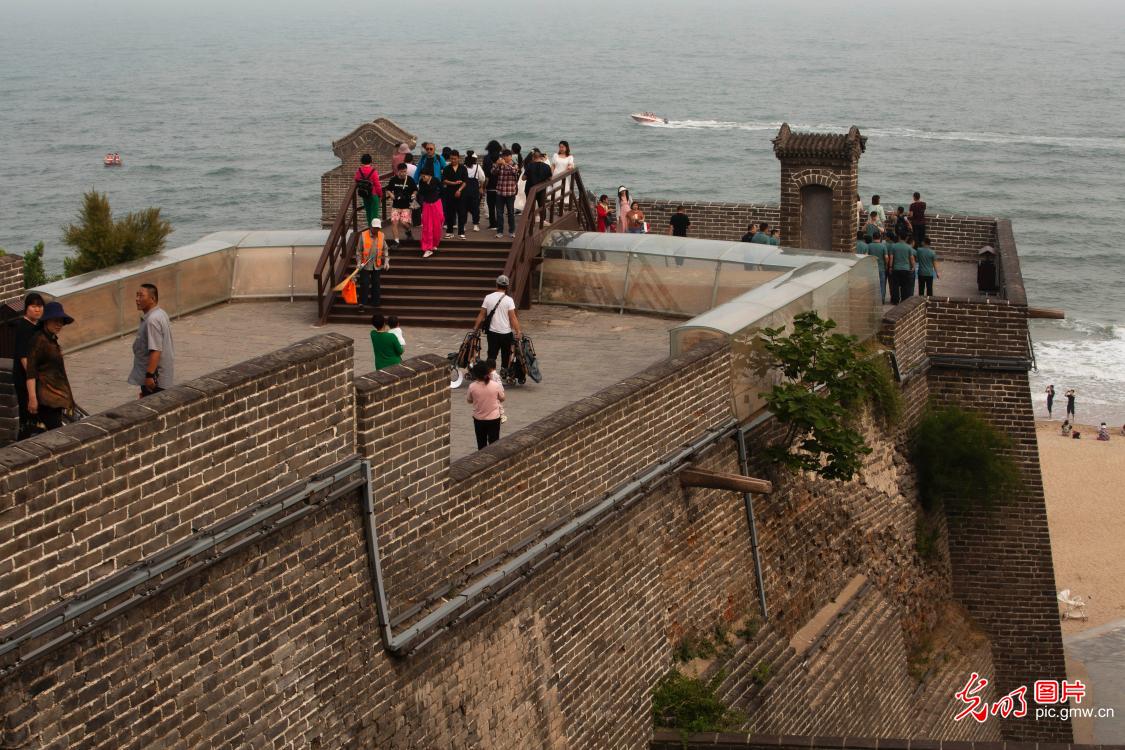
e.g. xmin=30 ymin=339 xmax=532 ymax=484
xmin=550 ymin=140 xmax=575 ymax=200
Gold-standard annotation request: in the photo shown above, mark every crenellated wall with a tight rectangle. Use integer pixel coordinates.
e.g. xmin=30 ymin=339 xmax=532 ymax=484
xmin=1 ymin=238 xmax=1069 ymax=747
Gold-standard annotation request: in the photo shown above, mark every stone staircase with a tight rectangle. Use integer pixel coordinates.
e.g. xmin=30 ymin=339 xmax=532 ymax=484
xmin=324 ymin=234 xmax=511 ymax=327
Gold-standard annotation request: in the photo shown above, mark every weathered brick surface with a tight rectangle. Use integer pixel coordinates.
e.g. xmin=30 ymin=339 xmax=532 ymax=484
xmin=3 ymin=338 xmax=989 ymax=748
xmin=878 ymin=292 xmax=1070 ymax=743
xmin=0 ymin=256 xmax=22 ymax=300
xmin=0 ymin=334 xmax=355 ymax=632
xmin=0 ymin=359 xmax=17 ymax=448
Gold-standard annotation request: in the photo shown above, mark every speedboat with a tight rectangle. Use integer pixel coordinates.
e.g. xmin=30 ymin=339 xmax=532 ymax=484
xmin=103 ymin=153 xmax=122 ymax=167
xmin=630 ymin=112 xmax=668 ymax=125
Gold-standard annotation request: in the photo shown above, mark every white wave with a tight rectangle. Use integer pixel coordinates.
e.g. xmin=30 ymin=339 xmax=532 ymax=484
xmin=1031 ymin=321 xmax=1125 ymax=421
xmin=640 ymin=118 xmax=1125 ymax=151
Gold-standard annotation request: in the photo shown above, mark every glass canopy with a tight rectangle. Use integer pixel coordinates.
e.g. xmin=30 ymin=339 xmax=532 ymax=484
xmin=539 ymin=230 xmax=882 ymax=420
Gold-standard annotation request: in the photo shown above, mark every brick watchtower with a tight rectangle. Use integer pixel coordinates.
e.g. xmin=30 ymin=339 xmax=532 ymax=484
xmin=320 ymin=117 xmax=416 ymax=228
xmin=773 ymin=123 xmax=866 ymax=254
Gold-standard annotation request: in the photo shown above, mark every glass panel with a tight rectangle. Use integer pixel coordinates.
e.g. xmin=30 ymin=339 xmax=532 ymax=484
xmin=178 ymin=250 xmax=234 ymax=313
xmin=291 ymin=246 xmax=322 ymax=297
xmin=538 ymin=248 xmax=630 ymax=309
xmin=232 ymin=246 xmax=294 ymax=297
xmin=55 ymin=282 xmax=123 ymax=349
xmin=621 ymin=252 xmax=712 ymax=316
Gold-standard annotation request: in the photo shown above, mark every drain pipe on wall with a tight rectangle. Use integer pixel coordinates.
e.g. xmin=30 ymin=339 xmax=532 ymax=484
xmin=735 ymin=427 xmax=769 ymax=620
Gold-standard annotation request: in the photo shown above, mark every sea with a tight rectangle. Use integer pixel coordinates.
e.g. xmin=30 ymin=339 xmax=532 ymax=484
xmin=2 ymin=0 xmax=1123 ymax=423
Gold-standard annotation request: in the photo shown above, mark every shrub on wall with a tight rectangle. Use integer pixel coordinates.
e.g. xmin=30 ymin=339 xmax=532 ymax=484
xmin=755 ymin=311 xmax=900 ymax=482
xmin=62 ymin=191 xmax=172 ymax=277
xmin=651 ymin=669 xmax=745 ymax=733
xmin=912 ymin=406 xmax=1021 ymax=512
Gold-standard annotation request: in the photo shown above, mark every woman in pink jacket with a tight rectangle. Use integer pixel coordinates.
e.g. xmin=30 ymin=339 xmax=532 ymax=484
xmin=467 ymin=361 xmax=505 ymax=449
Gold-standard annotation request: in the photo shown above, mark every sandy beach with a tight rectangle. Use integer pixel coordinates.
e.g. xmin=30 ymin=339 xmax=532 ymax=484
xmin=1038 ymin=420 xmax=1125 ymax=633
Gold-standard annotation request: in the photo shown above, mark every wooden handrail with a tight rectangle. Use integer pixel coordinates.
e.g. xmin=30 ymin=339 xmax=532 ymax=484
xmin=314 ymin=181 xmax=363 ymax=324
xmin=502 ymin=168 xmax=596 ymax=309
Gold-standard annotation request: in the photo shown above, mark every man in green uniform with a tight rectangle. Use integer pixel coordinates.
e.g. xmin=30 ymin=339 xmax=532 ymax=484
xmin=889 ymin=231 xmax=916 ymax=304
xmin=915 ymin=235 xmax=940 ymax=296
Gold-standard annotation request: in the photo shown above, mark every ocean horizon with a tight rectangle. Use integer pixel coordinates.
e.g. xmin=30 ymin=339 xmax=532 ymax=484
xmin=2 ymin=0 xmax=1122 ymax=422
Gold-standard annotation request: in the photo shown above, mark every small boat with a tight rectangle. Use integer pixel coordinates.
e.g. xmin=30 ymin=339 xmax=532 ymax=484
xmin=630 ymin=112 xmax=668 ymax=125
xmin=103 ymin=153 xmax=122 ymax=167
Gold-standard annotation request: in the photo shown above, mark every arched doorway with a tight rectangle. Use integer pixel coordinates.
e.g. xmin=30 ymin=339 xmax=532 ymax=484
xmin=800 ymin=185 xmax=833 ymax=251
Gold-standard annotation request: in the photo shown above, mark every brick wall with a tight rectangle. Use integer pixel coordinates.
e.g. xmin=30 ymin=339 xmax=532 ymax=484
xmin=0 ymin=359 xmax=17 ymax=447
xmin=637 ymin=200 xmax=781 ymax=242
xmin=877 ymin=293 xmax=1071 ymax=743
xmin=0 ymin=255 xmax=22 ymax=300
xmin=0 ymin=334 xmax=355 ymax=630
xmin=1 ymin=299 xmax=1067 ymax=746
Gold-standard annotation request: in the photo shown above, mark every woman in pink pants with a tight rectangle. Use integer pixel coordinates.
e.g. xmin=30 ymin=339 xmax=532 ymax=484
xmin=417 ymin=172 xmax=444 ymax=258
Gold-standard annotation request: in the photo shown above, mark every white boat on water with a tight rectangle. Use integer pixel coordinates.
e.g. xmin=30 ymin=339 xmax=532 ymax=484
xmin=630 ymin=112 xmax=668 ymax=125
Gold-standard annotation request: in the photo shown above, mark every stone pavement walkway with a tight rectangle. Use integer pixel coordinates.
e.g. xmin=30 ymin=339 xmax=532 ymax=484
xmin=63 ymin=301 xmax=675 ymax=460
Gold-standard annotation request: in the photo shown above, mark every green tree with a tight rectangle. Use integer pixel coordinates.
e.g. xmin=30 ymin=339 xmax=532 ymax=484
xmin=62 ymin=191 xmax=172 ymax=277
xmin=754 ymin=311 xmax=896 ymax=481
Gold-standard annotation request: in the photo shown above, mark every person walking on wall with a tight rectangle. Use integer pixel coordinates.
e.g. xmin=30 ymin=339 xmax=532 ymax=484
xmin=1045 ymin=384 xmax=1055 ymax=418
xmin=464 ymin=152 xmax=486 ymax=232
xmin=471 ymin=275 xmax=522 ymax=371
xmin=415 ymin=142 xmax=447 ymax=185
xmin=25 ymin=301 xmax=76 ymax=432
xmin=441 ymin=150 xmax=470 ymax=239
xmin=416 ymin=171 xmax=444 ymax=258
xmin=383 ymin=162 xmax=417 ymax=248
xmin=355 ymin=154 xmax=383 ymax=229
xmin=626 ymin=202 xmax=647 ymax=234
xmin=596 ymin=194 xmax=612 ymax=232
xmin=370 ymin=313 xmax=404 ymax=371
xmin=915 ymin=234 xmax=940 ymax=296
xmin=491 ymin=149 xmax=519 ymax=238
xmin=909 ymin=191 xmax=927 ymax=246
xmin=889 ymin=232 xmax=916 ymax=304
xmin=483 ymin=140 xmax=503 ymax=230
xmin=866 ymin=230 xmax=889 ymax=304
xmin=467 ymin=361 xmax=505 ymax=450
xmin=357 ymin=219 xmax=388 ymax=308
xmin=9 ymin=292 xmax=45 ymax=439
xmin=129 ymin=283 xmax=175 ymax=397
xmin=1065 ymin=389 xmax=1076 ymax=420
xmin=523 ymin=150 xmax=552 ymax=225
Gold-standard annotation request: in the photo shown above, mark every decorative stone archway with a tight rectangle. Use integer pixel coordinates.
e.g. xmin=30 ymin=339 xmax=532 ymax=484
xmin=772 ymin=123 xmax=866 ymax=255
xmin=321 ymin=117 xmax=416 ymax=228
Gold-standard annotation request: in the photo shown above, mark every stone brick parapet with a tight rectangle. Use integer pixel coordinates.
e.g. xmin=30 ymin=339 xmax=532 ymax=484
xmin=0 ymin=359 xmax=17 ymax=447
xmin=0 ymin=334 xmax=355 ymax=631
xmin=0 ymin=255 xmax=22 ymax=301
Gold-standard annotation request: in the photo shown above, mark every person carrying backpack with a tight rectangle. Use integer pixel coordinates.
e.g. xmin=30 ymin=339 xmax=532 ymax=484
xmin=354 ymin=154 xmax=383 ymax=228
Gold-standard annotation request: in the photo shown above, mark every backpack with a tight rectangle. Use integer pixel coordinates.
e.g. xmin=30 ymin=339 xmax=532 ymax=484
xmin=356 ymin=167 xmax=375 ymax=200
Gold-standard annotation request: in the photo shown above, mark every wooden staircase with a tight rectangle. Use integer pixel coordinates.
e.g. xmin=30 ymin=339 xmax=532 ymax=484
xmin=314 ymin=167 xmax=595 ymax=328
xmin=324 ymin=234 xmax=510 ymax=326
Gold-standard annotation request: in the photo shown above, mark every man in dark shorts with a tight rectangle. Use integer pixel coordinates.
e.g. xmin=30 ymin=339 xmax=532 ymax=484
xmin=909 ymin=191 xmax=927 ymax=246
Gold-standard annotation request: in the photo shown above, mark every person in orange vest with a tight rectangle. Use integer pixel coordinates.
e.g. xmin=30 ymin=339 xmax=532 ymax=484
xmin=357 ymin=219 xmax=388 ymax=308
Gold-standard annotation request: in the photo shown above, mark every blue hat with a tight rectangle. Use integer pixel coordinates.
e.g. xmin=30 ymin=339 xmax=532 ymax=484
xmin=40 ymin=301 xmax=74 ymax=325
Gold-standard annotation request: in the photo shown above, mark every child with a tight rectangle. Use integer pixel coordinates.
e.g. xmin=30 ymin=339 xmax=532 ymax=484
xmin=1061 ymin=420 xmax=1072 ymax=437
xmin=387 ymin=315 xmax=405 ymax=348
xmin=486 ymin=359 xmax=508 ymax=423
xmin=1097 ymin=423 xmax=1110 ymax=441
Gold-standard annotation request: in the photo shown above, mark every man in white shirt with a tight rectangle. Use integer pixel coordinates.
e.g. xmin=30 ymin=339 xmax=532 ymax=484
xmin=471 ymin=274 xmax=523 ymax=370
